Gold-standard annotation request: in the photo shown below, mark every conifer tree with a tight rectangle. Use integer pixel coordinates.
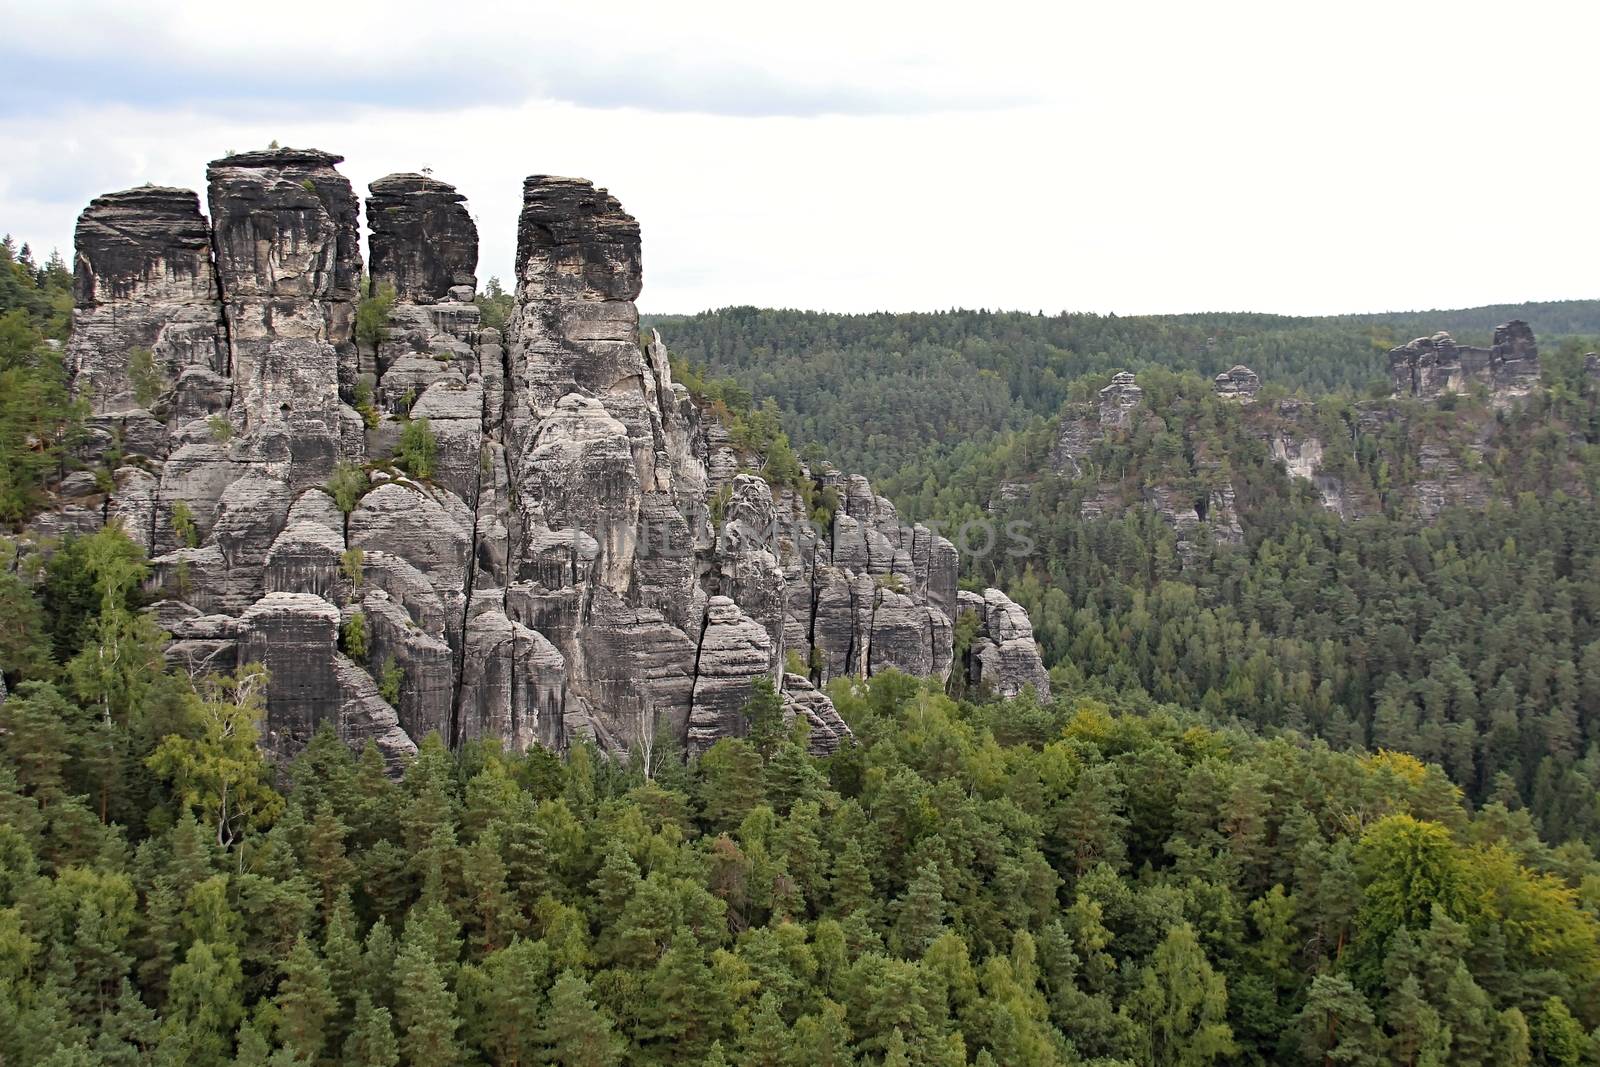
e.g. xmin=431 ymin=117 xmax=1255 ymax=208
xmin=541 ymin=970 xmax=624 ymax=1067
xmin=394 ymin=941 xmax=461 ymax=1067
xmin=273 ymin=936 xmax=335 ymax=1062
xmin=347 ymin=994 xmax=400 ymax=1067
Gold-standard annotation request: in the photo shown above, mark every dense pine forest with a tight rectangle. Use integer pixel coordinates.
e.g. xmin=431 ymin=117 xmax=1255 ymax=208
xmin=10 ymin=238 xmax=1600 ymax=1066
xmin=645 ymin=302 xmax=1600 ymax=487
xmin=5 ymin=502 xmax=1600 ymax=1065
xmin=656 ymin=307 xmax=1600 ymax=849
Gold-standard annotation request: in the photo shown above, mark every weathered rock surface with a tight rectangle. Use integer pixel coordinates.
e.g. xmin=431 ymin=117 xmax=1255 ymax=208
xmin=1388 ymin=320 xmax=1541 ymax=404
xmin=1213 ymin=365 xmax=1260 ymax=402
xmin=687 ymin=596 xmax=774 ymax=753
xmin=1099 ymin=371 xmax=1143 ymax=428
xmin=958 ymin=589 xmax=1051 ymax=699
xmin=66 ymin=187 xmax=224 ymax=418
xmin=42 ymin=150 xmax=1053 ymax=773
xmin=367 ymin=174 xmax=479 ymax=303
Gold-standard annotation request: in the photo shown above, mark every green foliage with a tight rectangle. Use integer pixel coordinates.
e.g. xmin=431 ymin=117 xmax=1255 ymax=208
xmin=396 ymin=418 xmax=438 ymax=480
xmin=0 ymin=309 xmax=84 ymax=522
xmin=206 ymin=415 xmax=232 ymax=442
xmin=353 ymin=377 xmax=380 ymax=429
xmin=473 ymin=276 xmax=514 ymax=333
xmin=145 ymin=665 xmax=283 ymax=849
xmin=7 ymin=505 xmax=1600 ymax=1063
xmin=356 ymin=280 xmax=396 ymax=355
xmin=647 ymin=301 xmax=1600 ymax=487
xmin=326 ymin=462 xmax=369 ymax=515
xmin=342 ymin=610 xmax=369 ymax=662
xmin=125 ymin=346 xmax=163 ymax=408
xmin=341 ymin=546 xmax=365 ymax=587
xmin=742 ymin=676 xmax=785 ymax=760
xmin=378 ymin=656 xmax=403 ymax=707
xmin=170 ymin=500 xmax=200 ymax=548
xmin=0 ymin=243 xmax=76 ymax=522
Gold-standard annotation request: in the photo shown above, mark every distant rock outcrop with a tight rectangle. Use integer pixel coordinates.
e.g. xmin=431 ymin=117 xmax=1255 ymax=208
xmin=1048 ymin=327 xmax=1548 ymax=548
xmin=958 ymin=589 xmax=1051 ymax=699
xmin=1388 ymin=320 xmax=1540 ymax=404
xmin=1212 ymin=365 xmax=1260 ymax=402
xmin=35 ymin=148 xmax=1055 ymax=770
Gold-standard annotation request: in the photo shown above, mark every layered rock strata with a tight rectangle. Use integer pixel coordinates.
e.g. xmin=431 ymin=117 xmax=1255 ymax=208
xmin=43 ymin=149 xmax=1053 ymax=771
xmin=1388 ymin=320 xmax=1540 ymax=403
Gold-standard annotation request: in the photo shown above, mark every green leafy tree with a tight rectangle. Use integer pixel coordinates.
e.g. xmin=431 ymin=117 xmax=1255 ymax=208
xmin=146 ymin=666 xmax=283 ymax=849
xmin=396 ymin=418 xmax=437 ymax=480
xmin=1123 ymin=923 xmax=1236 ymax=1067
xmin=356 ymin=281 xmax=397 ymax=356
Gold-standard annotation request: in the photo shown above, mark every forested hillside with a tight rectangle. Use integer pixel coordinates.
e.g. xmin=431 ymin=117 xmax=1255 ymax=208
xmin=647 ymin=302 xmax=1600 ymax=486
xmin=653 ymin=306 xmax=1600 ymax=858
xmin=13 ymin=233 xmax=1600 ymax=1065
xmin=7 ymin=532 xmax=1600 ymax=1066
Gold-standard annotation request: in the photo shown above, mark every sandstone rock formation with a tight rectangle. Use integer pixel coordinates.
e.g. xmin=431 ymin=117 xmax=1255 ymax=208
xmin=958 ymin=589 xmax=1051 ymax=699
xmin=67 ymin=186 xmax=224 ymax=420
xmin=367 ymin=174 xmax=479 ymax=303
xmin=41 ymin=148 xmax=1054 ymax=771
xmin=1388 ymin=320 xmax=1540 ymax=404
xmin=1212 ymin=365 xmax=1260 ymax=402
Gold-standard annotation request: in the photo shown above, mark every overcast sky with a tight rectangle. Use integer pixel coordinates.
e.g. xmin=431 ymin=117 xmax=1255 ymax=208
xmin=3 ymin=0 xmax=1595 ymax=316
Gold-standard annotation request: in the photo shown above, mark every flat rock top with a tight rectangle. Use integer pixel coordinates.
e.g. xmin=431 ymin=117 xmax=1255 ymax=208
xmin=208 ymin=147 xmax=344 ymax=170
xmin=519 ymin=176 xmax=637 ymax=234
xmin=83 ymin=185 xmax=204 ymax=214
xmin=370 ymin=173 xmax=466 ymax=201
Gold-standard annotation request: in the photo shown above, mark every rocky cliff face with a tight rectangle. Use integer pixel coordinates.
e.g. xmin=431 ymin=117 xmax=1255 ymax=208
xmin=1041 ymin=323 xmax=1547 ymax=551
xmin=1388 ymin=320 xmax=1541 ymax=404
xmin=37 ymin=148 xmax=1050 ymax=770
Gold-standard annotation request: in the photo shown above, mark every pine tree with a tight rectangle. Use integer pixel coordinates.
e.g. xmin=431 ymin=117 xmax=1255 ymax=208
xmin=742 ymin=678 xmax=786 ymax=761
xmin=540 ymin=970 xmax=624 ymax=1067
xmin=738 ymin=992 xmax=791 ymax=1067
xmin=791 ymin=999 xmax=855 ymax=1067
xmin=347 ymin=994 xmax=400 ymax=1067
xmin=637 ymin=928 xmax=729 ymax=1063
xmin=889 ymin=861 xmax=946 ymax=959
xmin=273 ymin=935 xmax=335 ymax=1062
xmin=1294 ymin=974 xmax=1384 ymax=1067
xmin=394 ymin=941 xmax=461 ymax=1067
xmin=830 ymin=838 xmax=876 ymax=919
xmin=458 ymin=939 xmax=549 ymax=1066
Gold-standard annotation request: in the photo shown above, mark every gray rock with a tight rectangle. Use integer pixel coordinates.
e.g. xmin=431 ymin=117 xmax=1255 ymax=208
xmin=207 ymin=148 xmax=360 ymax=453
xmin=357 ymin=589 xmax=454 ymax=744
xmin=687 ymin=596 xmax=774 ymax=753
xmin=1213 ymin=365 xmax=1260 ymax=402
xmin=334 ymin=653 xmax=419 ymax=772
xmin=348 ymin=482 xmax=471 ymax=593
xmin=1098 ymin=371 xmax=1143 ymax=428
xmin=958 ymin=588 xmax=1051 ymax=700
xmin=780 ymin=672 xmax=851 ymax=756
xmin=367 ymin=173 xmax=479 ymax=302
xmin=264 ymin=521 xmax=346 ymax=599
xmin=239 ymin=592 xmax=343 ymax=761
xmin=66 ymin=186 xmax=224 ymax=419
xmin=457 ymin=605 xmax=566 ymax=751
xmin=53 ymin=155 xmax=1059 ymax=767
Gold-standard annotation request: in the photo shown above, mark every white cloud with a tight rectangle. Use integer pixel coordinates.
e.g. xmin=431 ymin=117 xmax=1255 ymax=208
xmin=3 ymin=0 xmax=1597 ymax=316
